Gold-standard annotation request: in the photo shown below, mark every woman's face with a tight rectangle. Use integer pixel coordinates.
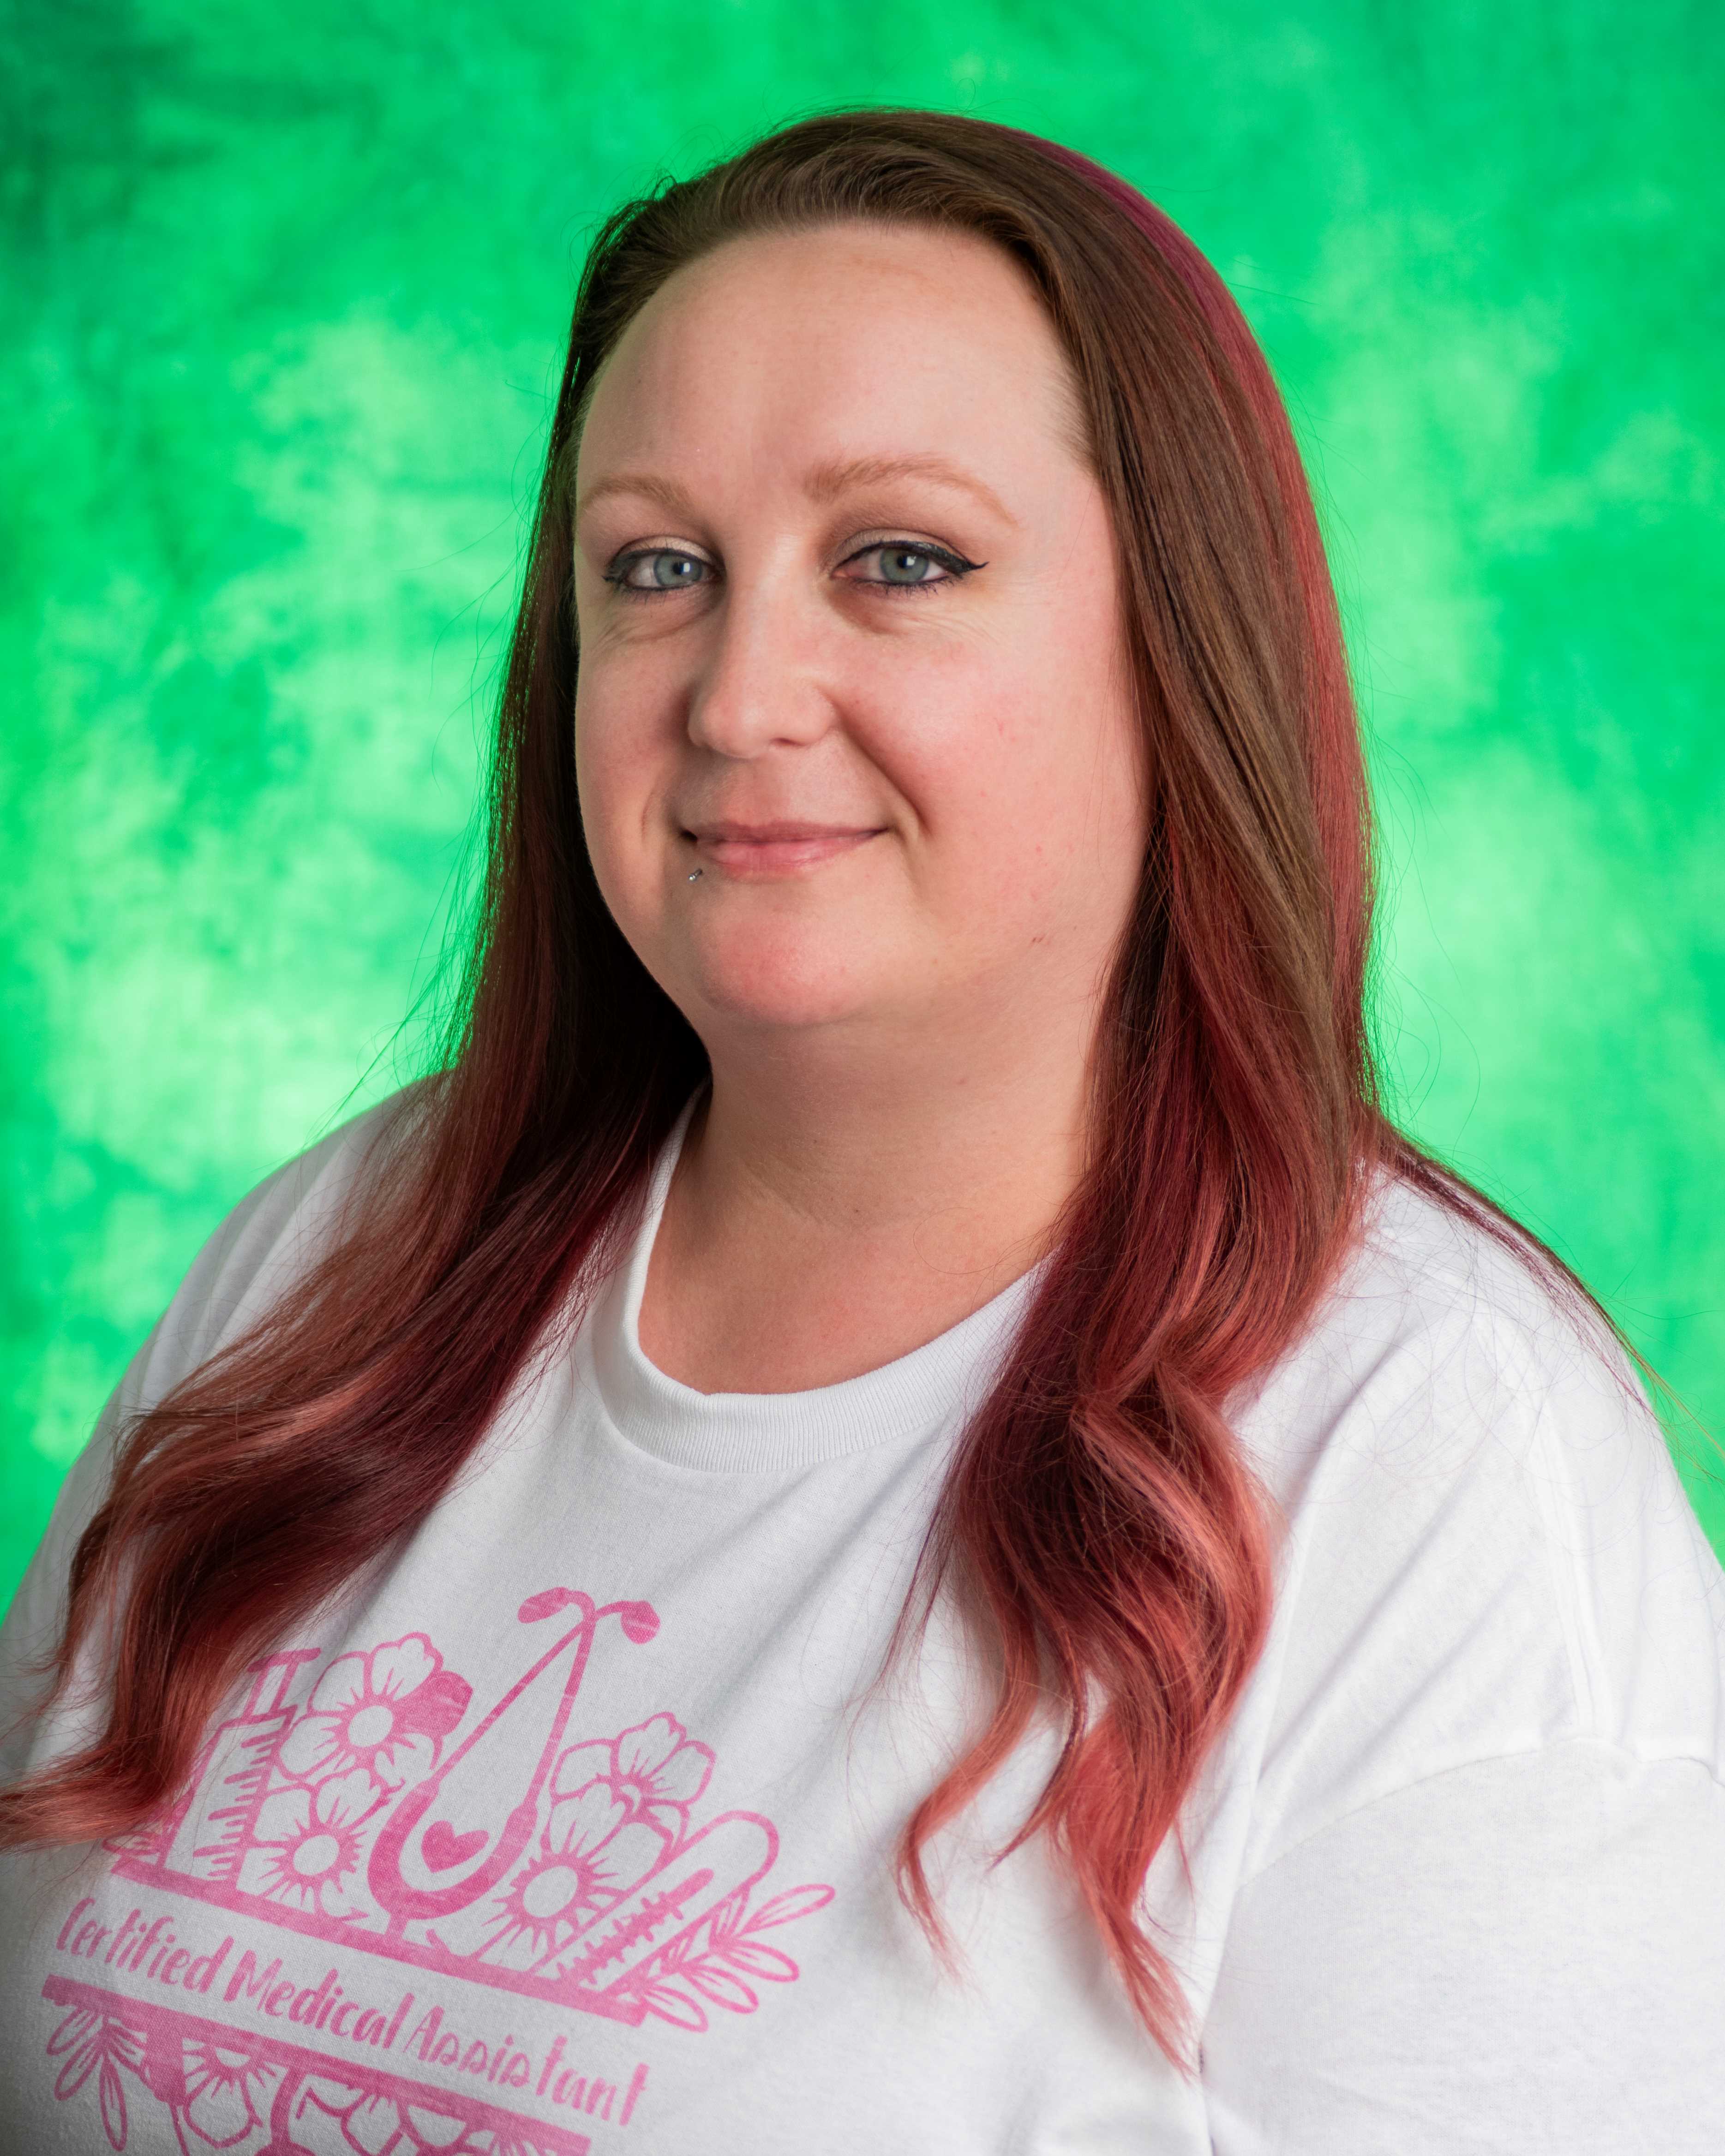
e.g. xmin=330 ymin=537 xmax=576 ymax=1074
xmin=573 ymin=221 xmax=1148 ymax=1070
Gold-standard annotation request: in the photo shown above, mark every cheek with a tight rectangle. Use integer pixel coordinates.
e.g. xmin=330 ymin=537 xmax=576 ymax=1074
xmin=1021 ymin=594 xmax=1145 ymax=849
xmin=909 ymin=624 xmax=1142 ymax=920
xmin=573 ymin=671 xmax=663 ymax=913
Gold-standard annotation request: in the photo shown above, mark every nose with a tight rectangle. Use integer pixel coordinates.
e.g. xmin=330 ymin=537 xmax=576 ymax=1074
xmin=684 ymin=572 xmax=835 ymax=760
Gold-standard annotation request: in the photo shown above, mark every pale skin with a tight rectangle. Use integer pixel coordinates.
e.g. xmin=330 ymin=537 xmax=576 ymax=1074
xmin=573 ymin=221 xmax=1150 ymax=1392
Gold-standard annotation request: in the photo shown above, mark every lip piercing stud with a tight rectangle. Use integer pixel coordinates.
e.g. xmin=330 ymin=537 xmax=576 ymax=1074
xmin=687 ymin=869 xmax=703 ymax=882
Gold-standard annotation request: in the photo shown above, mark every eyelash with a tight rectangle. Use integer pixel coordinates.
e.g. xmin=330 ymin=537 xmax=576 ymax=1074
xmin=601 ymin=539 xmax=984 ymax=601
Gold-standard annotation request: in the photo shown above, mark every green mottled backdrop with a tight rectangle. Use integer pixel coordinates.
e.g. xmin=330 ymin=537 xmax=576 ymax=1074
xmin=3 ymin=0 xmax=1722 ymax=1605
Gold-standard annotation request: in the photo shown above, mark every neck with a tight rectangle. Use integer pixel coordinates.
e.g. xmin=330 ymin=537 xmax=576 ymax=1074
xmin=638 ymin=1008 xmax=1092 ymax=1394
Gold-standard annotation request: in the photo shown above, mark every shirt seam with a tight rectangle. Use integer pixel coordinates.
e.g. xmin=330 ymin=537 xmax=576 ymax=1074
xmin=1517 ymin=1323 xmax=1607 ymax=1735
xmin=1233 ymin=1733 xmax=1725 ymax=1896
xmin=587 ymin=1387 xmax=962 ymax=1477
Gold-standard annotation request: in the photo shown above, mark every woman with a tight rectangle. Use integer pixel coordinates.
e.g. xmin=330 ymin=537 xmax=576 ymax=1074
xmin=2 ymin=109 xmax=1720 ymax=2153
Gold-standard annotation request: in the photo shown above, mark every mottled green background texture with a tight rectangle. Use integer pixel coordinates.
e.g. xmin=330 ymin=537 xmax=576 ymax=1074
xmin=4 ymin=0 xmax=1722 ymax=1605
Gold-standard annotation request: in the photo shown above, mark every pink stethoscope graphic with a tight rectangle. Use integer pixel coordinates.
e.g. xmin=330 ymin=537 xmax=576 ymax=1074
xmin=367 ymin=1587 xmax=658 ymax=1932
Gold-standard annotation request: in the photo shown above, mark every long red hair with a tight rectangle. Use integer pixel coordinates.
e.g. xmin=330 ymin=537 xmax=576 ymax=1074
xmin=0 ymin=109 xmax=1595 ymax=2069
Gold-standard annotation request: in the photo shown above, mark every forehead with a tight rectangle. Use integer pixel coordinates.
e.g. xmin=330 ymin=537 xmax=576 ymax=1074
xmin=575 ymin=221 xmax=1087 ymax=488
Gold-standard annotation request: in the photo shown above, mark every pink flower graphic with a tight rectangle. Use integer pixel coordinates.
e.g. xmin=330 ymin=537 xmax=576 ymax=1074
xmin=278 ymin=1635 xmax=470 ymax=1792
xmin=179 ymin=2039 xmax=277 ymax=2146
xmin=553 ymin=1712 xmax=714 ymax=1834
xmin=297 ymin=2077 xmax=475 ymax=2154
xmin=294 ymin=2072 xmax=565 ymax=2154
xmin=458 ymin=1780 xmax=669 ymax=1972
xmin=236 ymin=1767 xmax=381 ymax=1917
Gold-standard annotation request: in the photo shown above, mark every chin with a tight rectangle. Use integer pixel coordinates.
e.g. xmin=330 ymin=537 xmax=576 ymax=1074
xmin=680 ymin=920 xmax=893 ymax=1033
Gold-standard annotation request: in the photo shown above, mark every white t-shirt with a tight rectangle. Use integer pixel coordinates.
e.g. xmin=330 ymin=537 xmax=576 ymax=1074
xmin=2 ymin=1089 xmax=1722 ymax=2154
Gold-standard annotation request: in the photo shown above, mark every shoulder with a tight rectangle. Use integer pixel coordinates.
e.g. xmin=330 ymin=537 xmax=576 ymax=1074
xmin=1242 ymin=1168 xmax=1635 ymax=1472
xmin=0 ymin=1086 xmax=424 ymax=1676
xmin=120 ymin=1081 xmax=426 ymax=1419
xmin=1229 ymin=1167 xmax=1725 ymax=1872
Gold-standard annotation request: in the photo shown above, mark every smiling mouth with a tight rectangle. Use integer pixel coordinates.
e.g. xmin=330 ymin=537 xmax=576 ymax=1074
xmin=683 ymin=824 xmax=885 ymax=877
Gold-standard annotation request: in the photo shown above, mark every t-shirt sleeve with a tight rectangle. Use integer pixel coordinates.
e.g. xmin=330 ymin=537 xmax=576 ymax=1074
xmin=1200 ymin=1737 xmax=1725 ymax=2155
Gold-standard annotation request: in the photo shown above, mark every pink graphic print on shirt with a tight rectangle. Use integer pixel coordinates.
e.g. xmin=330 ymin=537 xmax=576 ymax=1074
xmin=42 ymin=1585 xmax=834 ymax=2150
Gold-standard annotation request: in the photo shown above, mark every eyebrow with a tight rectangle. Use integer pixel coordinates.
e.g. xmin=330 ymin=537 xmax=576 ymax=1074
xmin=575 ymin=453 xmax=1016 ymax=528
xmin=802 ymin=453 xmax=1017 ymax=525
xmin=575 ymin=472 xmax=703 ymax=525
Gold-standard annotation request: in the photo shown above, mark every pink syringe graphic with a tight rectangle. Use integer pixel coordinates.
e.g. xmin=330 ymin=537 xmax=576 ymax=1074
xmin=161 ymin=1648 xmax=323 ymax=1882
xmin=533 ymin=1812 xmax=778 ymax=1994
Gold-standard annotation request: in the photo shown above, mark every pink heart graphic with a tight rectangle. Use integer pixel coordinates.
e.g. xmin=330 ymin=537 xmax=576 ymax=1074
xmin=420 ymin=1819 xmax=488 ymax=1873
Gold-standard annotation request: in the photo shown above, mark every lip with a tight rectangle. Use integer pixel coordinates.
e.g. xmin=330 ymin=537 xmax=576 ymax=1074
xmin=683 ymin=819 xmax=885 ymax=877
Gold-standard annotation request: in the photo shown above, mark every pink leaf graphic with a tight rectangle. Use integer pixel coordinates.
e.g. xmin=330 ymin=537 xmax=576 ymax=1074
xmin=706 ymin=1888 xmax=749 ymax=1947
xmin=637 ymin=1981 xmax=709 ymax=2032
xmin=54 ymin=2036 xmax=103 ymax=2101
xmin=683 ymin=1960 xmax=759 ymax=2014
xmin=721 ymin=1938 xmax=800 ymax=1982
xmin=745 ymin=1882 xmax=836 ymax=1929
xmin=98 ymin=2057 xmax=129 ymax=2151
xmin=653 ymin=1929 xmax=697 ymax=1972
xmin=46 ymin=2004 xmax=99 ymax=2060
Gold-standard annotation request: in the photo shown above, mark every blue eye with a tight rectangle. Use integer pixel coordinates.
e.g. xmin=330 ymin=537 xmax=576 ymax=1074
xmin=609 ymin=549 xmax=713 ymax=593
xmin=842 ymin=541 xmax=983 ymax=592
